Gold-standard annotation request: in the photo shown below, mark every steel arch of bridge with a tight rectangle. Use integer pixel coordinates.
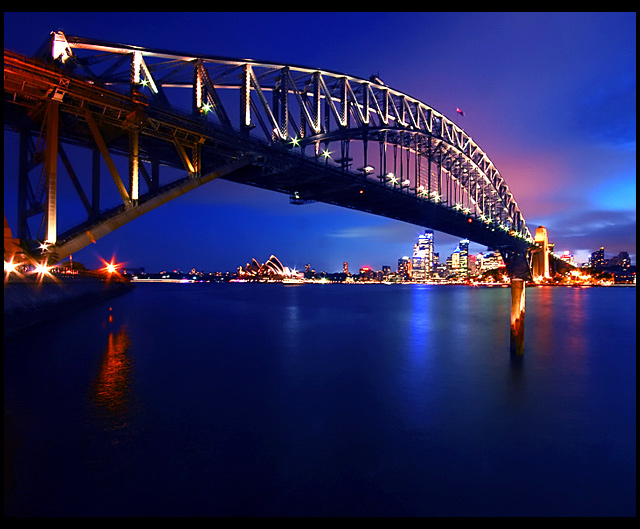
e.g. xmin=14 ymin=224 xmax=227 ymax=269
xmin=4 ymin=32 xmax=533 ymax=268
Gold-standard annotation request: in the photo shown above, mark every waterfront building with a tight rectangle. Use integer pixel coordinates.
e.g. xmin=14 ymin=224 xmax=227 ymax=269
xmin=237 ymin=255 xmax=302 ymax=281
xmin=359 ymin=266 xmax=375 ymax=281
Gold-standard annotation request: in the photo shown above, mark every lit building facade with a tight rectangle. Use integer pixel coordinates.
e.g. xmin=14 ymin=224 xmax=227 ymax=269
xmin=559 ymin=251 xmax=575 ymax=265
xmin=398 ymin=256 xmax=412 ymax=281
xmin=411 ymin=230 xmax=434 ymax=281
xmin=477 ymin=250 xmax=505 ymax=272
xmin=590 ymin=247 xmax=606 ymax=270
xmin=459 ymin=239 xmax=469 ymax=277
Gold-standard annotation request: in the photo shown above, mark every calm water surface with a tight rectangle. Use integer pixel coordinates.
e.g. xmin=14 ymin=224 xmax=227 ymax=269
xmin=4 ymin=283 xmax=636 ymax=516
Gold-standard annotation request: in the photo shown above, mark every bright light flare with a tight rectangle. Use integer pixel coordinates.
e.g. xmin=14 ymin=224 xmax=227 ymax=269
xmin=100 ymin=256 xmax=124 ymax=278
xmin=4 ymin=256 xmax=24 ymax=281
xmin=103 ymin=260 xmax=120 ymax=274
xmin=31 ymin=261 xmax=56 ymax=282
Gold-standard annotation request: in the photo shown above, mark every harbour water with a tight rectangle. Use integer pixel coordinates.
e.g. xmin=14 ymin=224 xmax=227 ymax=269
xmin=3 ymin=282 xmax=636 ymax=516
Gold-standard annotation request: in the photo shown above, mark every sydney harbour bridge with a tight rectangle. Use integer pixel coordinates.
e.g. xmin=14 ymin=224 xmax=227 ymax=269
xmin=2 ymin=30 xmax=554 ymax=283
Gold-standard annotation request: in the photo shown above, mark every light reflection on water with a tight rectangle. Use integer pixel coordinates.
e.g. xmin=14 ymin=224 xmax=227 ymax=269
xmin=3 ymin=283 xmax=635 ymax=516
xmin=89 ymin=322 xmax=133 ymax=433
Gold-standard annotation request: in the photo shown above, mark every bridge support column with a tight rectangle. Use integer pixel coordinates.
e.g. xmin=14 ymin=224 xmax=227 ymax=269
xmin=510 ymin=278 xmax=526 ymax=356
xmin=499 ymin=246 xmax=532 ymax=356
xmin=129 ymin=129 xmax=139 ymax=205
xmin=45 ymin=100 xmax=60 ymax=245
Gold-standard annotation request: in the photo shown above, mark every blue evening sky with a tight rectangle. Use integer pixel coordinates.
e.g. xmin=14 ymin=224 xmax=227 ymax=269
xmin=4 ymin=12 xmax=635 ymax=271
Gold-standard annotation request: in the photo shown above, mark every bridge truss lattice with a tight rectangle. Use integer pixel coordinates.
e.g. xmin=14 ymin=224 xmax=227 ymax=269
xmin=4 ymin=31 xmax=533 ymax=264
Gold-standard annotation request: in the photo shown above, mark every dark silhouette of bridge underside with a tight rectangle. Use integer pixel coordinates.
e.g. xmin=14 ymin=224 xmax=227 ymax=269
xmin=4 ymin=33 xmax=536 ymax=278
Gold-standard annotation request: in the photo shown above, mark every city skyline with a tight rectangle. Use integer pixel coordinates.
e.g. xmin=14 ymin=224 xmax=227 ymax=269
xmin=3 ymin=12 xmax=636 ymax=272
xmin=126 ymin=229 xmax=632 ymax=276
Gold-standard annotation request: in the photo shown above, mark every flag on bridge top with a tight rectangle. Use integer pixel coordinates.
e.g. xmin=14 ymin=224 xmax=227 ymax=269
xmin=456 ymin=107 xmax=465 ymax=117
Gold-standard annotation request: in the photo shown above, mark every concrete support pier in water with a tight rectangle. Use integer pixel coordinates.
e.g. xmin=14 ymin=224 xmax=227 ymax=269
xmin=510 ymin=278 xmax=526 ymax=355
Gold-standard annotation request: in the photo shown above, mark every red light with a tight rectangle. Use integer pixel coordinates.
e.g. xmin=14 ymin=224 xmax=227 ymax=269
xmin=468 ymin=218 xmax=473 ymax=223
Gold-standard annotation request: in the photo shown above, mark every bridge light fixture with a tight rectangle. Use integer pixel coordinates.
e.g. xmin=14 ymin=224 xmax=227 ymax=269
xmin=201 ymin=102 xmax=213 ymax=115
xmin=454 ymin=203 xmax=462 ymax=210
xmin=321 ymin=149 xmax=331 ymax=159
xmin=31 ymin=261 xmax=55 ymax=282
xmin=4 ymin=256 xmax=24 ymax=281
xmin=289 ymin=136 xmax=300 ymax=148
xmin=386 ymin=173 xmax=398 ymax=185
xmin=4 ymin=259 xmax=17 ymax=275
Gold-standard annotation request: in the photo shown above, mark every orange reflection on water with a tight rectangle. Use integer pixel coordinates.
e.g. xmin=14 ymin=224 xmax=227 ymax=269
xmin=91 ymin=324 xmax=133 ymax=430
xmin=532 ymin=286 xmax=587 ymax=372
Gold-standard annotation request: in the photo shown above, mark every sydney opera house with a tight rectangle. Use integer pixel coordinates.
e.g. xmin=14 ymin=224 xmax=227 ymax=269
xmin=237 ymin=255 xmax=303 ymax=281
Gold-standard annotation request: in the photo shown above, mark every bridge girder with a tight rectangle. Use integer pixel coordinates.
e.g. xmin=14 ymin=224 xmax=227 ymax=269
xmin=4 ymin=32 xmax=535 ymax=270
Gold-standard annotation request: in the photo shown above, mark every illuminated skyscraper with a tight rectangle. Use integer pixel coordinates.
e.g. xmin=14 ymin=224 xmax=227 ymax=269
xmin=459 ymin=239 xmax=469 ymax=277
xmin=411 ymin=230 xmax=434 ymax=281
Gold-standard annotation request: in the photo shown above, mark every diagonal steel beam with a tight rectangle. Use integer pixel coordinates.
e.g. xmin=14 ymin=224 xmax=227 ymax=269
xmin=52 ymin=156 xmax=258 ymax=261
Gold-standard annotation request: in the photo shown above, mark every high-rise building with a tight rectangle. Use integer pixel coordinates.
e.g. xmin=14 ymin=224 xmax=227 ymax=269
xmin=459 ymin=239 xmax=469 ymax=277
xmin=343 ymin=261 xmax=349 ymax=275
xmin=398 ymin=256 xmax=412 ymax=281
xmin=411 ymin=230 xmax=434 ymax=281
xmin=590 ymin=247 xmax=606 ymax=269
xmin=447 ymin=248 xmax=460 ymax=277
